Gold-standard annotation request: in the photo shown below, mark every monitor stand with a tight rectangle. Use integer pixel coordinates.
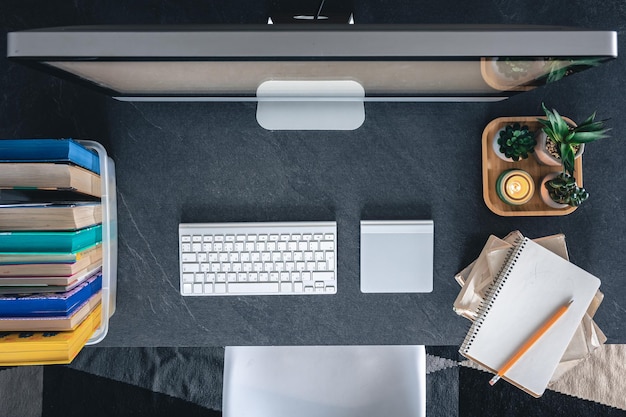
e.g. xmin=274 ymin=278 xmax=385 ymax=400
xmin=256 ymin=80 xmax=365 ymax=130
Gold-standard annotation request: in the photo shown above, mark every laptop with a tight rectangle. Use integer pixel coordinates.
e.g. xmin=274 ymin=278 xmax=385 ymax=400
xmin=223 ymin=345 xmax=426 ymax=417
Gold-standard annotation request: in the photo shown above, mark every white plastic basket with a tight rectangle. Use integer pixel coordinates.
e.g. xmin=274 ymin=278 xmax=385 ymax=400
xmin=77 ymin=140 xmax=117 ymax=345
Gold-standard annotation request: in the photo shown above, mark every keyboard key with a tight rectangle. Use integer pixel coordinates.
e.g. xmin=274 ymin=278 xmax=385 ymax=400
xmin=320 ymin=241 xmax=334 ymax=250
xmin=181 ymin=236 xmax=192 ymax=242
xmin=281 ymin=283 xmax=293 ymax=292
xmin=215 ymin=283 xmax=227 ymax=293
xmin=182 ymin=263 xmax=200 ymax=273
xmin=228 ymin=282 xmax=279 ymax=293
xmin=313 ymin=271 xmax=335 ymax=281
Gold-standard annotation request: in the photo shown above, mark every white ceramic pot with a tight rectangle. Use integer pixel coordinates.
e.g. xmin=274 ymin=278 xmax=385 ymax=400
xmin=540 ymin=172 xmax=570 ymax=209
xmin=492 ymin=128 xmax=515 ymax=162
xmin=534 ymin=131 xmax=585 ymax=167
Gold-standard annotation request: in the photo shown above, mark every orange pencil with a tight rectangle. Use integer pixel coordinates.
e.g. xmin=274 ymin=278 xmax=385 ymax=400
xmin=489 ymin=299 xmax=573 ymax=386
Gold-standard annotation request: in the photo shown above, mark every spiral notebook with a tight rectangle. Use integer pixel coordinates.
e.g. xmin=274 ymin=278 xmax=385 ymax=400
xmin=459 ymin=238 xmax=601 ymax=397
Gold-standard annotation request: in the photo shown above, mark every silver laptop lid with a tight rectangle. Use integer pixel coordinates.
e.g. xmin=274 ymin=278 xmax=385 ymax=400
xmin=223 ymin=345 xmax=426 ymax=417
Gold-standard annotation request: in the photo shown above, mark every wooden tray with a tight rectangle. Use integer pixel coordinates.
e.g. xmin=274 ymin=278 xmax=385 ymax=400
xmin=482 ymin=117 xmax=583 ymax=216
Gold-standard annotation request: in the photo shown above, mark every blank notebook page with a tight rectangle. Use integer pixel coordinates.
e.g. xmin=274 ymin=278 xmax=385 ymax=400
xmin=460 ymin=238 xmax=600 ymax=397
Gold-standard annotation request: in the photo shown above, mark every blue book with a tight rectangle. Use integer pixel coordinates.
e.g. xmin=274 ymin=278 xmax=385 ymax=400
xmin=0 ymin=139 xmax=100 ymax=174
xmin=0 ymin=273 xmax=102 ymax=317
xmin=0 ymin=225 xmax=102 ymax=252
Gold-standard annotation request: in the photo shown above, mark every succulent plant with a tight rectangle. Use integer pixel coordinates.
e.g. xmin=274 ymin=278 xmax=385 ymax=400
xmin=538 ymin=103 xmax=611 ymax=176
xmin=545 ymin=172 xmax=589 ymax=207
xmin=497 ymin=123 xmax=536 ymax=161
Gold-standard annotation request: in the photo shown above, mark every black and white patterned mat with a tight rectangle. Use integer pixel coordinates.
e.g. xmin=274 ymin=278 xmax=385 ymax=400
xmin=1 ymin=346 xmax=624 ymax=416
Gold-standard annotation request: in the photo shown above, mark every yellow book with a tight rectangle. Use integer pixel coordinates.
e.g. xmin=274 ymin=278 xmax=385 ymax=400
xmin=0 ymin=304 xmax=101 ymax=365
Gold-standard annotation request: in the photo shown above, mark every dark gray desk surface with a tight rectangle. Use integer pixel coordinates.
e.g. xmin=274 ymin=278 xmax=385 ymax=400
xmin=1 ymin=0 xmax=625 ymax=347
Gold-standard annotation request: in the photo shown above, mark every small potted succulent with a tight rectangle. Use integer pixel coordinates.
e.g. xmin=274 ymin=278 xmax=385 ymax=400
xmin=535 ymin=103 xmax=611 ymax=175
xmin=493 ymin=123 xmax=536 ymax=162
xmin=541 ymin=172 xmax=589 ymax=208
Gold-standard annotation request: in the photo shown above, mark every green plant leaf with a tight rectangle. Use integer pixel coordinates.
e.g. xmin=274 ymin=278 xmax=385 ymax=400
xmin=574 ymin=121 xmax=608 ymax=132
xmin=579 ymin=112 xmax=597 ymax=126
xmin=570 ymin=131 xmax=611 ymax=143
xmin=560 ymin=143 xmax=576 ymax=175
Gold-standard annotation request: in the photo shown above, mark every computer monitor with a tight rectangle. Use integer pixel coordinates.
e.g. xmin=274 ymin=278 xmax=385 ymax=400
xmin=7 ymin=25 xmax=617 ymax=130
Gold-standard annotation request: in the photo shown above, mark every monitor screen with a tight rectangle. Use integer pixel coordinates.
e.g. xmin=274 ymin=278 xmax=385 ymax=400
xmin=7 ymin=25 xmax=617 ymax=100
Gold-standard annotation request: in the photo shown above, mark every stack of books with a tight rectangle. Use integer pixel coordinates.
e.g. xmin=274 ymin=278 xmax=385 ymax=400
xmin=453 ymin=231 xmax=606 ymax=397
xmin=0 ymin=139 xmax=104 ymax=365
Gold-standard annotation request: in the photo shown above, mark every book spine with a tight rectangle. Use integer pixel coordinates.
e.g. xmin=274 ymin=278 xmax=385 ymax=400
xmin=460 ymin=237 xmax=527 ymax=354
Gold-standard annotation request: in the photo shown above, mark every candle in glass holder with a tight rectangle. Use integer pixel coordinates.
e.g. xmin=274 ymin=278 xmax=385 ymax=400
xmin=496 ymin=169 xmax=534 ymax=205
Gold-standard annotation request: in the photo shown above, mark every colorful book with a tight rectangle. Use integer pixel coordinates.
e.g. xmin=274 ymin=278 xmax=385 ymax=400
xmin=0 ymin=291 xmax=101 ymax=331
xmin=0 ymin=245 xmax=101 ymax=276
xmin=0 ymin=139 xmax=100 ymax=174
xmin=0 ymin=224 xmax=102 ymax=252
xmin=0 ymin=304 xmax=101 ymax=366
xmin=0 ymin=202 xmax=102 ymax=231
xmin=0 ymin=243 xmax=101 ymax=265
xmin=0 ymin=266 xmax=101 ymax=293
xmin=0 ymin=273 xmax=102 ymax=317
xmin=0 ymin=163 xmax=101 ymax=197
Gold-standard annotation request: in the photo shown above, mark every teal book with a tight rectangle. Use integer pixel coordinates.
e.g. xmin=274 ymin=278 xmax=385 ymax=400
xmin=0 ymin=225 xmax=102 ymax=252
xmin=0 ymin=139 xmax=100 ymax=174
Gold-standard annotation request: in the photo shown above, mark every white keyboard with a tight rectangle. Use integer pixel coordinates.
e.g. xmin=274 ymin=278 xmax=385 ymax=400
xmin=179 ymin=222 xmax=337 ymax=296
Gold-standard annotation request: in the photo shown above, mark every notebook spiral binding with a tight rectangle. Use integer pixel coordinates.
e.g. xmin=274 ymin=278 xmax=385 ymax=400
xmin=460 ymin=237 xmax=527 ymax=353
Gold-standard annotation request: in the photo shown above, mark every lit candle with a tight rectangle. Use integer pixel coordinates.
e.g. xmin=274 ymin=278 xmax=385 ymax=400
xmin=496 ymin=169 xmax=534 ymax=205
